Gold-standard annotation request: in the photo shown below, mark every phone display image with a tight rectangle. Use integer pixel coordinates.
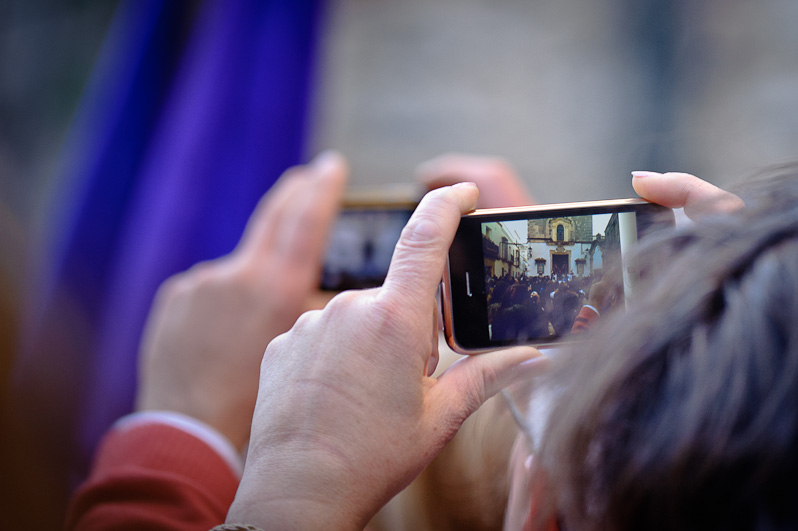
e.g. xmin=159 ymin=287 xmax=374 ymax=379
xmin=443 ymin=199 xmax=674 ymax=352
xmin=321 ymin=206 xmax=415 ymax=291
xmin=482 ymin=212 xmax=630 ymax=342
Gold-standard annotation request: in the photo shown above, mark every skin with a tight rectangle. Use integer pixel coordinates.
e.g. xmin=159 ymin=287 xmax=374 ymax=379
xmin=131 ymin=149 xmax=541 ymax=530
xmin=511 ymin=169 xmax=745 ymax=531
xmin=417 ymin=153 xmax=535 ymax=209
xmin=227 ymin=183 xmax=545 ymax=529
xmin=376 ymin=161 xmax=745 ymax=531
xmin=135 ymin=151 xmax=348 ymax=450
xmin=367 ymin=155 xmax=542 ymax=531
xmin=133 ymin=147 xmax=741 ymax=529
xmin=631 ymin=171 xmax=744 ymax=216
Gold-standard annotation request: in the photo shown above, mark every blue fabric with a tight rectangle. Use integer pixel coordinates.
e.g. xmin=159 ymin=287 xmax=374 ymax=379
xmin=17 ymin=0 xmax=323 ymax=492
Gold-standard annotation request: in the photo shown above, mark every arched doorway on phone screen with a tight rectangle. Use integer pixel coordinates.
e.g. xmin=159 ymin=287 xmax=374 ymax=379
xmin=552 ymin=253 xmax=569 ymax=279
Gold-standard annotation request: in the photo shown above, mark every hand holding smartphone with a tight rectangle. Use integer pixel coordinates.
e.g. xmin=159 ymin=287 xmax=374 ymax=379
xmin=442 ymin=198 xmax=675 ymax=353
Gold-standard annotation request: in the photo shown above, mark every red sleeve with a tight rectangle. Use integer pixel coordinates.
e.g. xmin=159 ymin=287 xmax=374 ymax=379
xmin=66 ymin=423 xmax=239 ymax=531
xmin=570 ymin=305 xmax=600 ymax=334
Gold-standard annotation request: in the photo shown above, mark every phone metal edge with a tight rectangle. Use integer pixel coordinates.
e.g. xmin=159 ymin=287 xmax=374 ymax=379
xmin=441 ymin=257 xmax=492 ymax=355
xmin=465 ymin=197 xmax=652 ymax=219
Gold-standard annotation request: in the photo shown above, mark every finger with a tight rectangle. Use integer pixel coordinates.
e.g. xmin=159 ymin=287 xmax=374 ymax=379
xmin=416 ymin=153 xmax=534 ymax=208
xmin=272 ymin=151 xmax=348 ymax=268
xmin=236 ymin=166 xmax=308 ymax=253
xmin=237 ymin=151 xmax=348 ymax=258
xmin=432 ymin=347 xmax=546 ymax=419
xmin=236 ymin=166 xmax=310 ymax=255
xmin=382 ymin=183 xmax=479 ymax=308
xmin=631 ymin=171 xmax=743 ymax=219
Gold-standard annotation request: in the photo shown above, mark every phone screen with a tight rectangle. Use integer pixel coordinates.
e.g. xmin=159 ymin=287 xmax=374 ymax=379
xmin=443 ymin=200 xmax=674 ymax=352
xmin=321 ymin=206 xmax=415 ymax=291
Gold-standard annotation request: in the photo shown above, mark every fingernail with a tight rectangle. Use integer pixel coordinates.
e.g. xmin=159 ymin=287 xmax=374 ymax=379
xmin=517 ymin=355 xmax=548 ymax=369
xmin=312 ymin=150 xmax=343 ymax=176
xmin=452 ymin=182 xmax=479 ymax=211
xmin=631 ymin=171 xmax=663 ymax=179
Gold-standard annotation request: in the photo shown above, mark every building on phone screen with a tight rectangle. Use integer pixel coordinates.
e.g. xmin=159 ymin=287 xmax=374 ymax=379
xmin=482 ymin=222 xmax=527 ymax=280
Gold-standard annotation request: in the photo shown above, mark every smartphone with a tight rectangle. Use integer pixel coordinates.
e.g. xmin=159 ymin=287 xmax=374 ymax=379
xmin=442 ymin=198 xmax=675 ymax=353
xmin=321 ymin=187 xmax=420 ymax=291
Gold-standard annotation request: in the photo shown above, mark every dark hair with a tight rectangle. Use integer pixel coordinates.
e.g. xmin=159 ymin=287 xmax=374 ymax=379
xmin=531 ymin=169 xmax=798 ymax=531
xmin=491 ymin=280 xmax=510 ymax=304
xmin=508 ymin=284 xmax=529 ymax=305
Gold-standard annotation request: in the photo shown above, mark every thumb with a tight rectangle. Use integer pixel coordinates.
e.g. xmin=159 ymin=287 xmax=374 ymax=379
xmin=431 ymin=347 xmax=547 ymax=421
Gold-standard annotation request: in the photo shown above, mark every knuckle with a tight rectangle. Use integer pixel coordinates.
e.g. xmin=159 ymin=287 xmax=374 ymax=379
xmin=293 ymin=210 xmax=327 ymax=244
xmin=400 ymin=204 xmax=453 ymax=247
xmin=155 ymin=274 xmax=182 ymax=302
xmin=264 ymin=308 xmax=323 ymax=359
xmin=394 ymin=186 xmax=464 ymax=249
xmin=397 ymin=218 xmax=443 ymax=250
xmin=368 ymin=290 xmax=411 ymax=336
xmin=292 ymin=308 xmax=322 ymax=330
xmin=324 ymin=290 xmax=377 ymax=329
xmin=180 ymin=260 xmax=226 ymax=291
xmin=325 ymin=289 xmax=361 ymax=310
xmin=461 ymin=363 xmax=493 ymax=413
xmin=160 ymin=265 xmax=212 ymax=302
xmin=262 ymin=331 xmax=289 ymax=367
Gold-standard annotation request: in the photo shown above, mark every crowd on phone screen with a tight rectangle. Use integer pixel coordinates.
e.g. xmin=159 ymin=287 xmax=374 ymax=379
xmin=487 ymin=272 xmax=611 ymax=340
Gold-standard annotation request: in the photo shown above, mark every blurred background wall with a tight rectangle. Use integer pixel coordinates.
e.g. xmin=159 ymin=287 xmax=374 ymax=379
xmin=3 ymin=0 xmax=798 ymax=225
xmin=1 ymin=0 xmax=797 ymax=527
xmin=311 ymin=0 xmax=798 ymax=200
xmin=5 ymin=0 xmax=798 ymax=222
xmin=0 ymin=0 xmax=116 ymax=232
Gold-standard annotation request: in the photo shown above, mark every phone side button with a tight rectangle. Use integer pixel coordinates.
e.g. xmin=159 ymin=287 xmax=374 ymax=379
xmin=466 ymin=272 xmax=473 ymax=297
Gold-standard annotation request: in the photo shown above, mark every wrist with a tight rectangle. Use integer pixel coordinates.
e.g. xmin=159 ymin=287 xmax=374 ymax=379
xmin=229 ymin=445 xmax=383 ymax=530
xmin=227 ymin=494 xmax=362 ymax=531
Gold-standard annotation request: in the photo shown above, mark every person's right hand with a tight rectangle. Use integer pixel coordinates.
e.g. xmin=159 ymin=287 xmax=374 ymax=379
xmin=631 ymin=171 xmax=744 ymax=218
xmin=227 ymin=183 xmax=545 ymax=530
xmin=135 ymin=151 xmax=348 ymax=451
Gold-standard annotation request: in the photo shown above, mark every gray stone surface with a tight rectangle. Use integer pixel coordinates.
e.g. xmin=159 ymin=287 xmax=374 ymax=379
xmin=310 ymin=0 xmax=798 ymax=203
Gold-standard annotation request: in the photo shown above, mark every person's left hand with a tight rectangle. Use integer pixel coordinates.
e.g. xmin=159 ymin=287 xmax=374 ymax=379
xmin=227 ymin=183 xmax=545 ymax=529
xmin=135 ymin=151 xmax=348 ymax=451
xmin=416 ymin=152 xmax=535 ymax=208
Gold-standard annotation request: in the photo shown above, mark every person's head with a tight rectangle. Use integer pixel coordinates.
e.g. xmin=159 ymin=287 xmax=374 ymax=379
xmin=491 ymin=280 xmax=510 ymax=304
xmin=508 ymin=284 xmax=530 ymax=305
xmin=550 ymin=290 xmax=580 ymax=336
xmin=527 ymin=169 xmax=798 ymax=531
